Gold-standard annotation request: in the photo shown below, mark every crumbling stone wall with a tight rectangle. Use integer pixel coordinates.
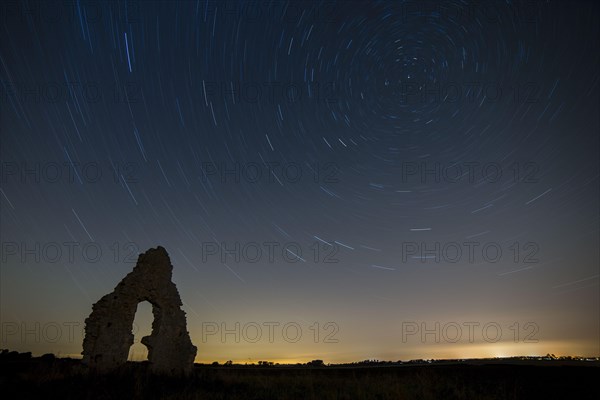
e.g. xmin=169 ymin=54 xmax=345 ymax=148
xmin=82 ymin=246 xmax=197 ymax=374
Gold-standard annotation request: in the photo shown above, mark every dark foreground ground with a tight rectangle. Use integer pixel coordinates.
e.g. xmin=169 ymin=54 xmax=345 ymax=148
xmin=1 ymin=354 xmax=598 ymax=400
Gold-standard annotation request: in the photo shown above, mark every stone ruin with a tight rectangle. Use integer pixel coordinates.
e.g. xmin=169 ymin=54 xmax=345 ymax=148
xmin=82 ymin=246 xmax=197 ymax=374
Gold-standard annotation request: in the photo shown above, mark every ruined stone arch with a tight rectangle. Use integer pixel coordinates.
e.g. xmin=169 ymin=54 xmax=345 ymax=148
xmin=82 ymin=246 xmax=197 ymax=374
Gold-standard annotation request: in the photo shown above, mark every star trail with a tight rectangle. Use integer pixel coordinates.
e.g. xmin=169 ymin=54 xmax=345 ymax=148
xmin=0 ymin=0 xmax=598 ymax=363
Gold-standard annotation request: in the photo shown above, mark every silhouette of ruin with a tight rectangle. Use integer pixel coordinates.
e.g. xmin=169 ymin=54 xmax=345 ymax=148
xmin=82 ymin=246 xmax=197 ymax=374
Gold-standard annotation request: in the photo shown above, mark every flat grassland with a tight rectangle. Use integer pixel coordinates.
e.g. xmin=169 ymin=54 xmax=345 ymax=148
xmin=1 ymin=354 xmax=598 ymax=399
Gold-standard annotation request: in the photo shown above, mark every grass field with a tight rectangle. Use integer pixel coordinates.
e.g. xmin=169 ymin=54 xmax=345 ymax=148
xmin=1 ymin=353 xmax=598 ymax=399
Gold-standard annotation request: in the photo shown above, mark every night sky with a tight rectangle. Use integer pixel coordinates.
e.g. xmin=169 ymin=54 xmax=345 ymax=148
xmin=1 ymin=1 xmax=598 ymax=363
